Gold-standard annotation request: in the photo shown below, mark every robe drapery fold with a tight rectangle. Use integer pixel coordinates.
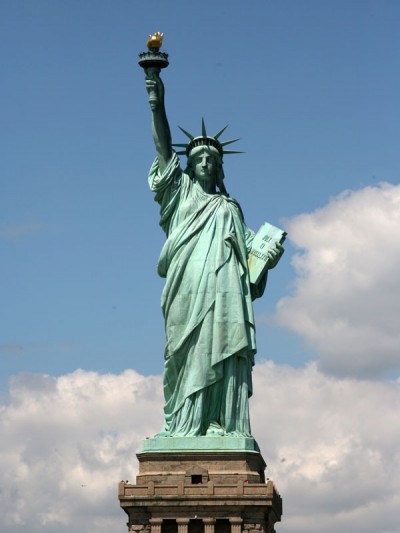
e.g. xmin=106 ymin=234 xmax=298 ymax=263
xmin=149 ymin=153 xmax=262 ymax=437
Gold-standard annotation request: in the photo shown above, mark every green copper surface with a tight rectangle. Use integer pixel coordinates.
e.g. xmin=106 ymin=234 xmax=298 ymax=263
xmin=142 ymin=43 xmax=284 ymax=444
xmin=141 ymin=436 xmax=260 ymax=453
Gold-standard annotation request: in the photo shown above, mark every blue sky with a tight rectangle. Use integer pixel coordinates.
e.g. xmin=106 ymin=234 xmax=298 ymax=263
xmin=2 ymin=0 xmax=398 ymax=386
xmin=1 ymin=2 xmax=400 ymax=532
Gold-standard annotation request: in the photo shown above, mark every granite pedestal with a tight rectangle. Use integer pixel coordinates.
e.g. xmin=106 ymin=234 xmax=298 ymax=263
xmin=119 ymin=438 xmax=282 ymax=533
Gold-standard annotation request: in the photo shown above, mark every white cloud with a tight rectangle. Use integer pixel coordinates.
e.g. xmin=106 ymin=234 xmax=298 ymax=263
xmin=275 ymin=183 xmax=400 ymax=378
xmin=1 ymin=365 xmax=399 ymax=533
xmin=0 ymin=369 xmax=164 ymax=533
xmin=251 ymin=362 xmax=400 ymax=533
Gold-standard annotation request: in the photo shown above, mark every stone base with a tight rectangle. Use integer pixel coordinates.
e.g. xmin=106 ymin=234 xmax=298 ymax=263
xmin=119 ymin=448 xmax=282 ymax=533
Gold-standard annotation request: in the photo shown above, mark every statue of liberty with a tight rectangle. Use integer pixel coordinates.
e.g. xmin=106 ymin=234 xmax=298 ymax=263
xmin=141 ymin=34 xmax=284 ymax=439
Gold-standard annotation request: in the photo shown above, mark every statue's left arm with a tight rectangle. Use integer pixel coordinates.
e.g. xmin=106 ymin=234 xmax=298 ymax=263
xmin=266 ymin=242 xmax=285 ymax=269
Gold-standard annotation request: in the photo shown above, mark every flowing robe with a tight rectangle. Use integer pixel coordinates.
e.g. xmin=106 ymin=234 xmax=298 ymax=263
xmin=149 ymin=153 xmax=265 ymax=437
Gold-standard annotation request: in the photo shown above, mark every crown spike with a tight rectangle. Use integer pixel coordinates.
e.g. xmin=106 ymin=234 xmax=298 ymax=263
xmin=175 ymin=121 xmax=242 ymax=157
xmin=178 ymin=126 xmax=194 ymax=140
xmin=220 ymin=138 xmax=240 ymax=147
xmin=201 ymin=118 xmax=207 ymax=137
xmin=214 ymin=125 xmax=229 ymax=140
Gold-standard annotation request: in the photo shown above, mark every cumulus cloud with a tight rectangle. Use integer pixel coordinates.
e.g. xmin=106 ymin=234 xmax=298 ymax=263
xmin=1 ymin=365 xmax=399 ymax=533
xmin=251 ymin=362 xmax=400 ymax=533
xmin=275 ymin=183 xmax=400 ymax=378
xmin=0 ymin=369 xmax=163 ymax=533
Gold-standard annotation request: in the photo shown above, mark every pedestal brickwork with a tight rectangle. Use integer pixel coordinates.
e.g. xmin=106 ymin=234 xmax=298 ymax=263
xmin=119 ymin=449 xmax=282 ymax=533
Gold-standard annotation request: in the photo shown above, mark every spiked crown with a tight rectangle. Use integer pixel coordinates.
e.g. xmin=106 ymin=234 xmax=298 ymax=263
xmin=172 ymin=119 xmax=242 ymax=159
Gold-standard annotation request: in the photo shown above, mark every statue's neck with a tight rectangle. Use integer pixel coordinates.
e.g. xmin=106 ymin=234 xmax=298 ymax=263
xmin=195 ymin=178 xmax=216 ymax=194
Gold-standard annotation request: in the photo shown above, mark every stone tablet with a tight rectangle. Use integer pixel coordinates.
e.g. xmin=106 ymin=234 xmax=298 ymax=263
xmin=248 ymin=222 xmax=287 ymax=285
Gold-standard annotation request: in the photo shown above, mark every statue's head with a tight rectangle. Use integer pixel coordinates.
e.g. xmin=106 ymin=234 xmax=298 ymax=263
xmin=173 ymin=119 xmax=242 ymax=195
xmin=186 ymin=145 xmax=225 ymax=193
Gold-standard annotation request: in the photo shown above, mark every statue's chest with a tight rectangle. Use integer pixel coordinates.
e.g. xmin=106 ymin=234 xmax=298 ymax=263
xmin=177 ymin=194 xmax=206 ymax=220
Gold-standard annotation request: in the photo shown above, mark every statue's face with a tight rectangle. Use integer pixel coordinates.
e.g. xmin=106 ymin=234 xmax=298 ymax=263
xmin=190 ymin=147 xmax=220 ymax=183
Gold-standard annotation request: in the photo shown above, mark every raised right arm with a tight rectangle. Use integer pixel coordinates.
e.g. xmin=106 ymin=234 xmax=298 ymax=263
xmin=145 ymin=67 xmax=173 ymax=174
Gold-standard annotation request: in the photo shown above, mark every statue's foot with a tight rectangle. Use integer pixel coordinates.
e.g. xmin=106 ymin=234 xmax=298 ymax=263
xmin=206 ymin=421 xmax=225 ymax=436
xmin=226 ymin=430 xmax=251 ymax=438
xmin=154 ymin=430 xmax=170 ymax=437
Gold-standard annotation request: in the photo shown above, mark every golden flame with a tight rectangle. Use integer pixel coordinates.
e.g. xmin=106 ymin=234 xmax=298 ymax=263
xmin=146 ymin=32 xmax=164 ymax=50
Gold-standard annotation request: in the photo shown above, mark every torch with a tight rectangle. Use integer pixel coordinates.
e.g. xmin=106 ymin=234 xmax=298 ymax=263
xmin=138 ymin=32 xmax=169 ymax=109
